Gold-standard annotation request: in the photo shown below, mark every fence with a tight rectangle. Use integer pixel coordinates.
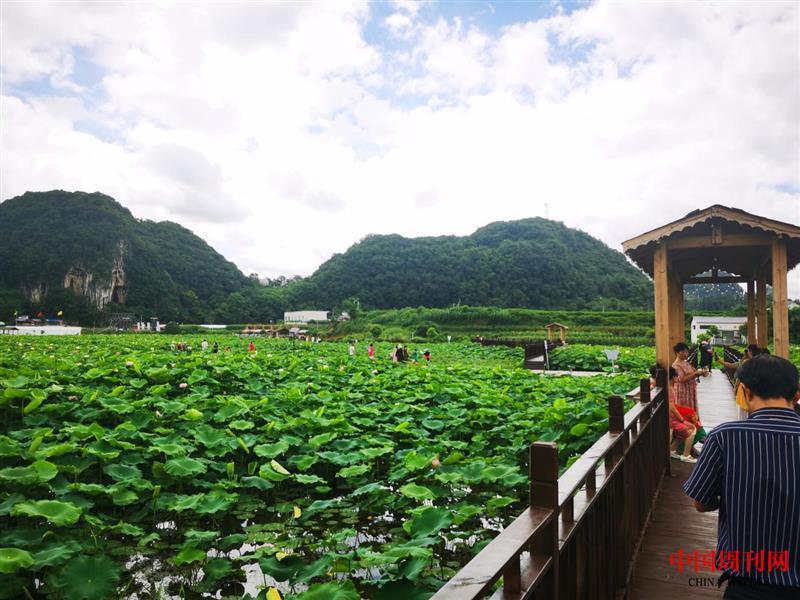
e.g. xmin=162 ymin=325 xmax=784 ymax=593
xmin=523 ymin=341 xmax=562 ymax=370
xmin=432 ymin=372 xmax=668 ymax=600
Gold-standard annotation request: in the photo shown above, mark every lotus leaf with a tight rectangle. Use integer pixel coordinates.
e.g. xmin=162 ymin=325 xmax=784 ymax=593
xmin=295 ymin=580 xmax=359 ymax=600
xmin=204 ymin=557 xmax=232 ymax=582
xmin=12 ymin=500 xmax=82 ymax=526
xmin=0 ymin=460 xmax=57 ymax=485
xmin=164 ymin=457 xmax=207 ymax=477
xmin=336 ymin=464 xmax=370 ymax=478
xmin=407 ymin=507 xmax=453 ymax=538
xmin=173 ymin=546 xmax=207 ymax=566
xmin=254 ymin=440 xmax=290 ymax=458
xmin=0 ymin=494 xmax=24 ymax=516
xmin=51 ymin=554 xmax=121 ymax=600
xmin=269 ymin=459 xmax=290 ymax=475
xmin=0 ymin=548 xmax=34 ymax=574
xmin=103 ymin=463 xmax=142 ymax=482
xmin=31 ymin=541 xmax=82 ymax=569
xmin=398 ymin=483 xmax=436 ymax=501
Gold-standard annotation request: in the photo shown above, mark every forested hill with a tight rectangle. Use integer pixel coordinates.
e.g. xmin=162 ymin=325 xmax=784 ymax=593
xmin=285 ymin=219 xmax=654 ymax=310
xmin=0 ymin=190 xmax=249 ymax=322
xmin=1 ymin=191 xmax=746 ymax=323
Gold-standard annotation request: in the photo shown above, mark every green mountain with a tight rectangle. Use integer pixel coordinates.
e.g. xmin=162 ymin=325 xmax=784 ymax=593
xmin=2 ymin=191 xmax=746 ymax=324
xmin=0 ymin=190 xmax=250 ymax=323
xmin=285 ymin=218 xmax=654 ymax=310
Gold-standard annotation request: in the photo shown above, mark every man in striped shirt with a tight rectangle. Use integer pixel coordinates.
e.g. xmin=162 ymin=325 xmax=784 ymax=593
xmin=683 ymin=355 xmax=800 ymax=598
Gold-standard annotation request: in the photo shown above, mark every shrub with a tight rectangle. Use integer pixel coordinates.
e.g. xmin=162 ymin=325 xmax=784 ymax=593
xmin=414 ymin=321 xmax=438 ymax=337
xmin=163 ymin=321 xmax=180 ymax=334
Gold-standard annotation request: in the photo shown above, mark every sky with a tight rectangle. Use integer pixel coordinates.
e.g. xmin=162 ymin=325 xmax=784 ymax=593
xmin=1 ymin=0 xmax=799 ymax=297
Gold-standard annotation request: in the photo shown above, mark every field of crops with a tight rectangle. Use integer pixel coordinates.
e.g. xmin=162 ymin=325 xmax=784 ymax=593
xmin=0 ymin=335 xmax=643 ymax=599
xmin=548 ymin=345 xmax=655 ymax=373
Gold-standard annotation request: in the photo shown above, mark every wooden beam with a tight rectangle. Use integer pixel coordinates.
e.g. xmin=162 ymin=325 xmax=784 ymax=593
xmin=684 ymin=276 xmax=747 ymax=284
xmin=746 ymin=281 xmax=756 ymax=344
xmin=756 ymin=273 xmax=768 ymax=348
xmin=666 ymin=234 xmax=774 ymax=250
xmin=654 ymin=245 xmax=672 ymax=391
xmin=772 ymin=239 xmax=789 ymax=358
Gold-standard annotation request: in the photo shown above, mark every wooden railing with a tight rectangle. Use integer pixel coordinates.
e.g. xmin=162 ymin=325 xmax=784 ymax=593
xmin=432 ymin=373 xmax=669 ymax=600
xmin=523 ymin=341 xmax=562 ymax=370
xmin=721 ymin=346 xmax=743 ymax=382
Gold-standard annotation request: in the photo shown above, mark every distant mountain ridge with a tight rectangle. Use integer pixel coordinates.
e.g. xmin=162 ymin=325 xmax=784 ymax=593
xmin=0 ymin=191 xmax=745 ymax=324
xmin=285 ymin=218 xmax=654 ymax=310
xmin=0 ymin=190 xmax=249 ymax=322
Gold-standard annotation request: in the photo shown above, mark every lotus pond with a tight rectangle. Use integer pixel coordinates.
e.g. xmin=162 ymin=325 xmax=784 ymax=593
xmin=0 ymin=335 xmax=646 ymax=599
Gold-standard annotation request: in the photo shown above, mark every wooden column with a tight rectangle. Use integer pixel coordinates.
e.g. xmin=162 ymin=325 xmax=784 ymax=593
xmin=772 ymin=239 xmax=789 ymax=358
xmin=756 ymin=273 xmax=768 ymax=348
xmin=668 ymin=270 xmax=684 ymax=350
xmin=746 ymin=280 xmax=756 ymax=344
xmin=676 ymin=276 xmax=685 ymax=346
xmin=654 ymin=244 xmax=672 ymax=386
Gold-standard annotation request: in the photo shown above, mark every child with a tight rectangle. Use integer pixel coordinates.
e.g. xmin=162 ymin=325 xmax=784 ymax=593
xmin=368 ymin=343 xmax=375 ymax=360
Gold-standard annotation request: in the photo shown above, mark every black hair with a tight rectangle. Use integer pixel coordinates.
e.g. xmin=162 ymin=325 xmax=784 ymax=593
xmin=649 ymin=365 xmax=658 ymax=378
xmin=738 ymin=355 xmax=799 ymax=402
xmin=759 ymin=347 xmax=770 ymax=356
xmin=673 ymin=342 xmax=689 ymax=353
xmin=746 ymin=344 xmax=760 ymax=356
xmin=669 ymin=366 xmax=678 ymax=380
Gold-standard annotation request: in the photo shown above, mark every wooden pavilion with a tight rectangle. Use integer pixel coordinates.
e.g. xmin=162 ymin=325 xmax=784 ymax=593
xmin=622 ymin=205 xmax=800 ymax=370
xmin=544 ymin=322 xmax=568 ymax=343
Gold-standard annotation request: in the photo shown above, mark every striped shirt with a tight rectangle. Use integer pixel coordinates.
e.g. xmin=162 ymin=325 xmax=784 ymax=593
xmin=683 ymin=408 xmax=800 ymax=588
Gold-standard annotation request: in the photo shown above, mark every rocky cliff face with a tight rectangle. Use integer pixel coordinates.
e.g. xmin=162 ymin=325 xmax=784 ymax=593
xmin=61 ymin=240 xmax=129 ymax=309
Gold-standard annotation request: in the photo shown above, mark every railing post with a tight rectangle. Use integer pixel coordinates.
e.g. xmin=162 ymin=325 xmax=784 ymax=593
xmin=609 ymin=395 xmax=625 ymax=433
xmin=530 ymin=441 xmax=558 ymax=509
xmin=607 ymin=395 xmax=626 ymax=463
xmin=655 ymin=367 xmax=666 ymax=390
xmin=639 ymin=378 xmax=651 ymax=404
xmin=529 ymin=442 xmax=559 ymax=598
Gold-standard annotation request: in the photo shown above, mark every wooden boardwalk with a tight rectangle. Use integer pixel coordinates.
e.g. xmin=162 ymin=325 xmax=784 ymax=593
xmin=626 ymin=371 xmax=740 ymax=599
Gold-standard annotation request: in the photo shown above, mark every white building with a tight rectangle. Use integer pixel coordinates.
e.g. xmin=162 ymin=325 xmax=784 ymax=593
xmin=690 ymin=316 xmax=747 ymax=344
xmin=283 ymin=311 xmax=329 ymax=323
xmin=9 ymin=326 xmax=82 ymax=336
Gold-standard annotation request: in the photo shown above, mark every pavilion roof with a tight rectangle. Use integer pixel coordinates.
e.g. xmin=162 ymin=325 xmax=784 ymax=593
xmin=622 ymin=205 xmax=800 ymax=282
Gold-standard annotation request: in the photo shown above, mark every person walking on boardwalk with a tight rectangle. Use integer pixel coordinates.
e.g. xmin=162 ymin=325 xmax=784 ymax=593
xmin=684 ymin=355 xmax=800 ymax=599
xmin=698 ymin=340 xmax=713 ymax=370
xmin=672 ymin=342 xmax=707 ymax=413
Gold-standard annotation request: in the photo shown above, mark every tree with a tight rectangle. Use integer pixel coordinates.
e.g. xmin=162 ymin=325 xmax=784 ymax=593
xmin=341 ymin=297 xmax=361 ymax=320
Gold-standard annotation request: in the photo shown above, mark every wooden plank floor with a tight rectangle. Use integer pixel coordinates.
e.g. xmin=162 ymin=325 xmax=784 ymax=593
xmin=626 ymin=371 xmax=740 ymax=599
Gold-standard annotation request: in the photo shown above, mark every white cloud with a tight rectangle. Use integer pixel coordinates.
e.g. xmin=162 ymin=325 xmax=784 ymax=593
xmin=2 ymin=0 xmax=798 ymax=298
